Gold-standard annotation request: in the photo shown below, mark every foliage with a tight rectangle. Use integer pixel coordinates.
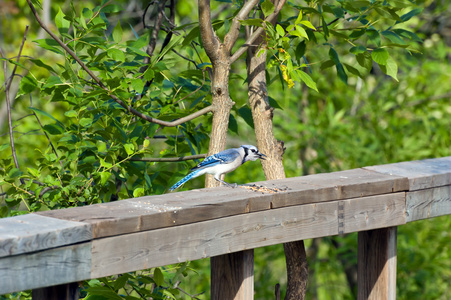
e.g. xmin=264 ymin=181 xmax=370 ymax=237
xmin=1 ymin=0 xmax=450 ymax=299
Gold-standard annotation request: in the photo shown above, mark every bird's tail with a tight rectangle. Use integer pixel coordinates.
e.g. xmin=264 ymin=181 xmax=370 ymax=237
xmin=169 ymin=169 xmax=202 ymax=191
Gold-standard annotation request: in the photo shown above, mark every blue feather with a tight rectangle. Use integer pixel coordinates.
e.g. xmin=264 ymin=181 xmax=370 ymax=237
xmin=193 ymin=150 xmax=239 ymax=170
xmin=169 ymin=169 xmax=202 ymax=191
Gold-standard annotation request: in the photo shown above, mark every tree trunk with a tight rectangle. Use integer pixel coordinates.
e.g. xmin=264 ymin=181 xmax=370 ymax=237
xmin=246 ymin=8 xmax=309 ymax=298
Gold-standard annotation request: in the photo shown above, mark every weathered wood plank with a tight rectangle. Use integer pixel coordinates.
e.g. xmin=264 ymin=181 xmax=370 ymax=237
xmin=406 ymin=185 xmax=451 ymax=222
xmin=91 ymin=193 xmax=405 ymax=278
xmin=364 ymin=156 xmax=451 ymax=191
xmin=38 ymin=168 xmax=407 ymax=239
xmin=343 ymin=193 xmax=406 ymax=233
xmin=0 ymin=214 xmax=92 ymax=258
xmin=0 ymin=242 xmax=91 ymax=295
xmin=211 ymin=250 xmax=254 ymax=300
xmin=358 ymin=227 xmax=397 ymax=300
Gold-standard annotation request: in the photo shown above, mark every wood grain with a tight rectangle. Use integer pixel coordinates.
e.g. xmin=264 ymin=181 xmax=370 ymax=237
xmin=364 ymin=156 xmax=451 ymax=191
xmin=358 ymin=227 xmax=397 ymax=300
xmin=91 ymin=193 xmax=405 ymax=278
xmin=38 ymin=168 xmax=408 ymax=239
xmin=0 ymin=242 xmax=91 ymax=294
xmin=0 ymin=214 xmax=92 ymax=257
xmin=211 ymin=250 xmax=254 ymax=300
xmin=406 ymin=185 xmax=451 ymax=222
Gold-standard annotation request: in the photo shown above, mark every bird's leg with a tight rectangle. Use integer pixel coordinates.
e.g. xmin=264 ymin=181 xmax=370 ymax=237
xmin=215 ymin=178 xmax=237 ymax=188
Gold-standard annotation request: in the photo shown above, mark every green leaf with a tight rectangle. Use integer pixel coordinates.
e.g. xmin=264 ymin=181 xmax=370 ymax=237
xmin=143 ymin=138 xmax=150 ymax=148
xmin=400 ymin=8 xmax=422 ymax=22
xmin=238 ymin=106 xmax=254 ymax=129
xmin=295 ymin=41 xmax=306 ymax=64
xmin=27 ymin=167 xmax=40 ymax=178
xmin=321 ymin=16 xmax=329 ymax=40
xmin=356 ymin=52 xmax=373 ymax=71
xmin=276 ymin=24 xmax=285 ymax=37
xmin=82 ymin=7 xmax=93 ymax=19
xmin=182 ymin=26 xmax=199 ymax=47
xmin=64 ymin=110 xmax=77 ymax=118
xmin=132 ymin=187 xmax=145 ymax=198
xmin=34 ymin=39 xmax=64 ymax=55
xmin=43 ymin=123 xmax=65 ymax=135
xmin=349 ymin=29 xmax=366 ymax=39
xmin=261 ymin=0 xmax=275 ymax=18
xmin=343 ymin=63 xmax=363 ymax=78
xmin=393 ymin=29 xmax=422 ymax=42
xmin=113 ymin=274 xmax=129 ymax=291
xmin=131 ymin=78 xmax=144 ymax=94
xmin=99 ymin=158 xmax=113 ymax=169
xmin=153 ymin=267 xmax=164 ymax=286
xmin=8 ymin=168 xmax=23 ymax=179
xmin=100 ymin=172 xmax=111 ymax=185
xmin=228 ymin=113 xmax=238 ymax=134
xmin=371 ymin=48 xmax=389 ymax=65
xmin=112 ymin=21 xmax=123 ymax=42
xmin=143 ymin=68 xmax=155 ymax=81
xmin=55 ymin=8 xmax=70 ymax=35
xmin=382 ymin=30 xmax=406 ymax=45
xmin=300 ymin=20 xmax=316 ymax=30
xmin=295 ymin=11 xmax=303 ymax=25
xmin=0 ymin=143 xmax=9 ymax=152
xmin=350 ymin=45 xmax=367 ymax=54
xmin=297 ymin=70 xmax=318 ymax=92
xmin=79 ymin=117 xmax=93 ymax=127
xmin=292 ymin=25 xmax=308 ymax=40
xmin=42 ymin=76 xmax=63 ymax=88
xmin=268 ymin=96 xmax=282 ymax=110
xmin=30 ymin=0 xmax=43 ymax=10
xmin=320 ymin=59 xmax=335 ymax=70
xmin=29 ymin=59 xmax=56 ymax=73
xmin=329 ymin=48 xmax=347 ymax=84
xmin=107 ymin=48 xmax=125 ymax=62
xmin=29 ymin=107 xmax=64 ymax=128
xmin=380 ymin=56 xmax=398 ymax=81
xmin=239 ymin=19 xmax=263 ymax=27
xmin=367 ymin=30 xmax=381 ymax=47
xmin=124 ymin=143 xmax=134 ymax=156
xmin=17 ymin=75 xmax=38 ymax=97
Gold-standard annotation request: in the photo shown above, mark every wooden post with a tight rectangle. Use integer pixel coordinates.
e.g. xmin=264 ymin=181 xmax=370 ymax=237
xmin=358 ymin=227 xmax=397 ymax=300
xmin=32 ymin=282 xmax=79 ymax=300
xmin=211 ymin=250 xmax=254 ymax=300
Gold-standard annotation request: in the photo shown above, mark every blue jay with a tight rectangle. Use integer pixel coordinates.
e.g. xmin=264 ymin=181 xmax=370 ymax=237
xmin=169 ymin=145 xmax=266 ymax=191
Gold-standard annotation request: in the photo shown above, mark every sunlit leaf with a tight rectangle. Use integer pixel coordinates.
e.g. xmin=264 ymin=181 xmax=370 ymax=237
xmin=371 ymin=48 xmax=389 ymax=65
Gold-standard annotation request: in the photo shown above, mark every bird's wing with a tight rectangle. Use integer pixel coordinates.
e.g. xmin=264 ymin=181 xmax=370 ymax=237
xmin=192 ymin=148 xmax=240 ymax=171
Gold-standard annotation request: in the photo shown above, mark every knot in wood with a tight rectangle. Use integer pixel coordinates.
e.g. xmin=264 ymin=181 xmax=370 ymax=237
xmin=215 ymin=87 xmax=222 ymax=96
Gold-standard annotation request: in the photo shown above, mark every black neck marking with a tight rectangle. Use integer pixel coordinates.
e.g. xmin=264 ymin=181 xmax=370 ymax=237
xmin=242 ymin=147 xmax=249 ymax=164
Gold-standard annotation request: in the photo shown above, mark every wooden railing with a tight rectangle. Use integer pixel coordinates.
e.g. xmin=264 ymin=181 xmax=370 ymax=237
xmin=1 ymin=157 xmax=451 ymax=299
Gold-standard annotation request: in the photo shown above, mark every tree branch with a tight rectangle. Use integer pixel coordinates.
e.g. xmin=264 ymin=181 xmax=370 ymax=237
xmin=224 ymin=0 xmax=260 ymax=54
xmin=128 ymin=154 xmax=206 ymax=162
xmin=230 ymin=0 xmax=287 ymax=63
xmin=142 ymin=0 xmax=169 ymax=66
xmin=198 ymin=0 xmax=220 ymax=60
xmin=26 ymin=0 xmax=212 ymax=127
xmin=1 ymin=26 xmax=29 ymax=185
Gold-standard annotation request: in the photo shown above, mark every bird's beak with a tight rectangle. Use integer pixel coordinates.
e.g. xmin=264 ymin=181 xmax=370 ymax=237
xmin=258 ymin=153 xmax=267 ymax=160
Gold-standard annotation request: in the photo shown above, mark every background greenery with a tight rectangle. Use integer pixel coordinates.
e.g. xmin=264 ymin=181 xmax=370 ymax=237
xmin=1 ymin=0 xmax=450 ymax=299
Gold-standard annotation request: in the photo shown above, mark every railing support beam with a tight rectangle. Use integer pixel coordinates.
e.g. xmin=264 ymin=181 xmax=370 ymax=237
xmin=358 ymin=227 xmax=397 ymax=300
xmin=211 ymin=250 xmax=254 ymax=300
